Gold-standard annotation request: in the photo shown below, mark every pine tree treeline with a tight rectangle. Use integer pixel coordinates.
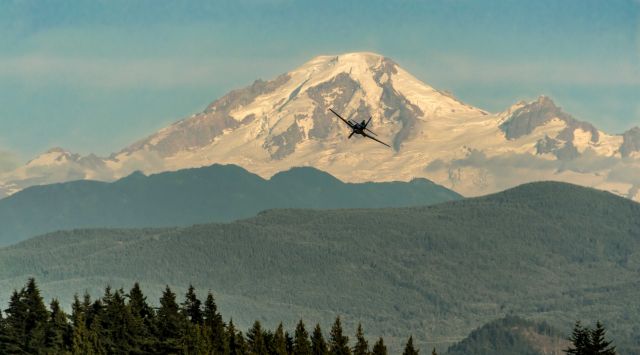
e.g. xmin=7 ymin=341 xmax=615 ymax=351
xmin=0 ymin=278 xmax=415 ymax=355
xmin=1 ymin=278 xmax=617 ymax=355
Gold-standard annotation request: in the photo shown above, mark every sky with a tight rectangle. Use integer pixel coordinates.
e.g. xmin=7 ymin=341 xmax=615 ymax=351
xmin=0 ymin=0 xmax=638 ymax=163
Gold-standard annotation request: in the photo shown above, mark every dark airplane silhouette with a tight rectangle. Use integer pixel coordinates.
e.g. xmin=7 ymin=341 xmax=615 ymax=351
xmin=328 ymin=109 xmax=390 ymax=148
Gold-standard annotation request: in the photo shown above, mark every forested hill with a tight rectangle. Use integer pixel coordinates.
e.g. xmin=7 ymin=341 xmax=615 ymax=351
xmin=0 ymin=164 xmax=460 ymax=246
xmin=0 ymin=181 xmax=639 ymax=352
xmin=444 ymin=316 xmax=569 ymax=355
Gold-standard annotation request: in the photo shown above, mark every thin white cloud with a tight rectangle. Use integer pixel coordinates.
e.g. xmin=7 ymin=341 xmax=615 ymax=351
xmin=0 ymin=54 xmax=247 ymax=89
xmin=424 ymin=53 xmax=640 ymax=86
xmin=426 ymin=148 xmax=640 ymax=196
xmin=0 ymin=22 xmax=301 ymax=90
xmin=0 ymin=150 xmax=19 ymax=173
xmin=6 ymin=51 xmax=637 ymax=92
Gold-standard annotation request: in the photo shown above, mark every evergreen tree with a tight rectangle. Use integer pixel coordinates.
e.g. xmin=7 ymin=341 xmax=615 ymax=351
xmin=371 ymin=338 xmax=386 ymax=355
xmin=311 ymin=324 xmax=328 ymax=355
xmin=204 ymin=292 xmax=226 ymax=354
xmin=352 ymin=323 xmax=369 ymax=355
xmin=293 ymin=320 xmax=312 ymax=355
xmin=3 ymin=289 xmax=27 ymax=353
xmin=228 ymin=320 xmax=249 ymax=355
xmin=127 ymin=282 xmax=154 ymax=326
xmin=45 ymin=299 xmax=71 ymax=353
xmin=566 ymin=321 xmax=589 ymax=355
xmin=181 ymin=285 xmax=204 ymax=324
xmin=182 ymin=320 xmax=205 ymax=355
xmin=71 ymin=310 xmax=95 ymax=355
xmin=87 ymin=312 xmax=105 ymax=354
xmin=589 ymin=321 xmax=616 ymax=355
xmin=329 ymin=317 xmax=350 ymax=355
xmin=86 ymin=297 xmax=104 ymax=331
xmin=264 ymin=329 xmax=275 ymax=355
xmin=191 ymin=324 xmax=214 ymax=355
xmin=286 ymin=331 xmax=294 ymax=355
xmin=24 ymin=278 xmax=50 ymax=352
xmin=73 ymin=293 xmax=106 ymax=353
xmin=0 ymin=309 xmax=10 ymax=354
xmin=101 ymin=288 xmax=142 ymax=354
xmin=236 ymin=330 xmax=249 ymax=355
xmin=228 ymin=320 xmax=241 ymax=355
xmin=126 ymin=283 xmax=155 ymax=353
xmin=402 ymin=336 xmax=419 ymax=355
xmin=70 ymin=294 xmax=95 ymax=355
xmin=4 ymin=279 xmax=50 ymax=353
xmin=247 ymin=320 xmax=269 ymax=355
xmin=566 ymin=321 xmax=616 ymax=355
xmin=179 ymin=285 xmax=206 ymax=355
xmin=155 ymin=285 xmax=187 ymax=354
xmin=273 ymin=323 xmax=288 ymax=355
xmin=70 ymin=295 xmax=83 ymax=328
xmin=80 ymin=293 xmax=96 ymax=328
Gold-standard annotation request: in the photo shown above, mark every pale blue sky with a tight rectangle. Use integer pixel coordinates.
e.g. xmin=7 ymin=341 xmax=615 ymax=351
xmin=0 ymin=0 xmax=638 ymax=163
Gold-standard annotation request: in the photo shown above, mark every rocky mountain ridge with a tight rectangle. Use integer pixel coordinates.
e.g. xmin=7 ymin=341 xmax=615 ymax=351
xmin=1 ymin=52 xmax=638 ymax=200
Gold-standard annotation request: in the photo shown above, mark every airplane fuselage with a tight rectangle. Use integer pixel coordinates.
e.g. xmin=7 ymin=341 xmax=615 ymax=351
xmin=350 ymin=121 xmax=367 ymax=135
xmin=346 ymin=120 xmax=370 ymax=139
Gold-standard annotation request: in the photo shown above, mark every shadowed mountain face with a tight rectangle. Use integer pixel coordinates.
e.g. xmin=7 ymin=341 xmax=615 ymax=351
xmin=500 ymin=96 xmax=599 ymax=142
xmin=0 ymin=163 xmax=460 ymax=246
xmin=500 ymin=96 xmax=599 ymax=161
xmin=0 ymin=181 xmax=639 ymax=353
xmin=621 ymin=127 xmax=640 ymax=158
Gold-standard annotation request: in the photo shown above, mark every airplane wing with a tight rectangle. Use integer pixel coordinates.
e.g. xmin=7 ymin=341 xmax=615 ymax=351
xmin=329 ymin=109 xmax=355 ymax=128
xmin=363 ymin=117 xmax=377 ymax=135
xmin=365 ymin=128 xmax=378 ymax=136
xmin=362 ymin=132 xmax=391 ymax=148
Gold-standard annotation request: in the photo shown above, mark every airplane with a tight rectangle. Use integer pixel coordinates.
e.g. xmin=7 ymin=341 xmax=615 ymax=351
xmin=328 ymin=109 xmax=391 ymax=148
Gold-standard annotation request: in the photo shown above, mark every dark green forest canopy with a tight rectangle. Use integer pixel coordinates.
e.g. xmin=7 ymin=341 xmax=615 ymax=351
xmin=0 ymin=278 xmax=604 ymax=355
xmin=0 ymin=164 xmax=460 ymax=246
xmin=0 ymin=277 xmax=419 ymax=355
xmin=0 ymin=277 xmax=623 ymax=355
xmin=0 ymin=181 xmax=639 ymax=352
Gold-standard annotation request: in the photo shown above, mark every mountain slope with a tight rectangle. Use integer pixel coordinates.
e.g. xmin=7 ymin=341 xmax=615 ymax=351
xmin=1 ymin=181 xmax=638 ymax=352
xmin=1 ymin=52 xmax=638 ymax=200
xmin=444 ymin=316 xmax=569 ymax=355
xmin=0 ymin=163 xmax=460 ymax=246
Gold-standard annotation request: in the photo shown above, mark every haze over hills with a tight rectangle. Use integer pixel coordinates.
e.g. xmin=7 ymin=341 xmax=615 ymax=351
xmin=1 ymin=181 xmax=639 ymax=353
xmin=0 ymin=163 xmax=459 ymax=246
xmin=1 ymin=52 xmax=639 ymax=201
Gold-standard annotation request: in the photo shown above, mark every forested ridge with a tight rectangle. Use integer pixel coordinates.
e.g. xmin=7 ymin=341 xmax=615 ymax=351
xmin=0 ymin=164 xmax=460 ymax=246
xmin=0 ymin=181 xmax=638 ymax=352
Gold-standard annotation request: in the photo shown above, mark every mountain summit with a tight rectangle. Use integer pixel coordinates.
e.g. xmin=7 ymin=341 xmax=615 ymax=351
xmin=1 ymin=52 xmax=639 ymax=199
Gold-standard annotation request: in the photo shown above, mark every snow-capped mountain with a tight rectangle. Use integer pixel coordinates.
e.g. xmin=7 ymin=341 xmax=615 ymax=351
xmin=2 ymin=52 xmax=639 ymax=200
